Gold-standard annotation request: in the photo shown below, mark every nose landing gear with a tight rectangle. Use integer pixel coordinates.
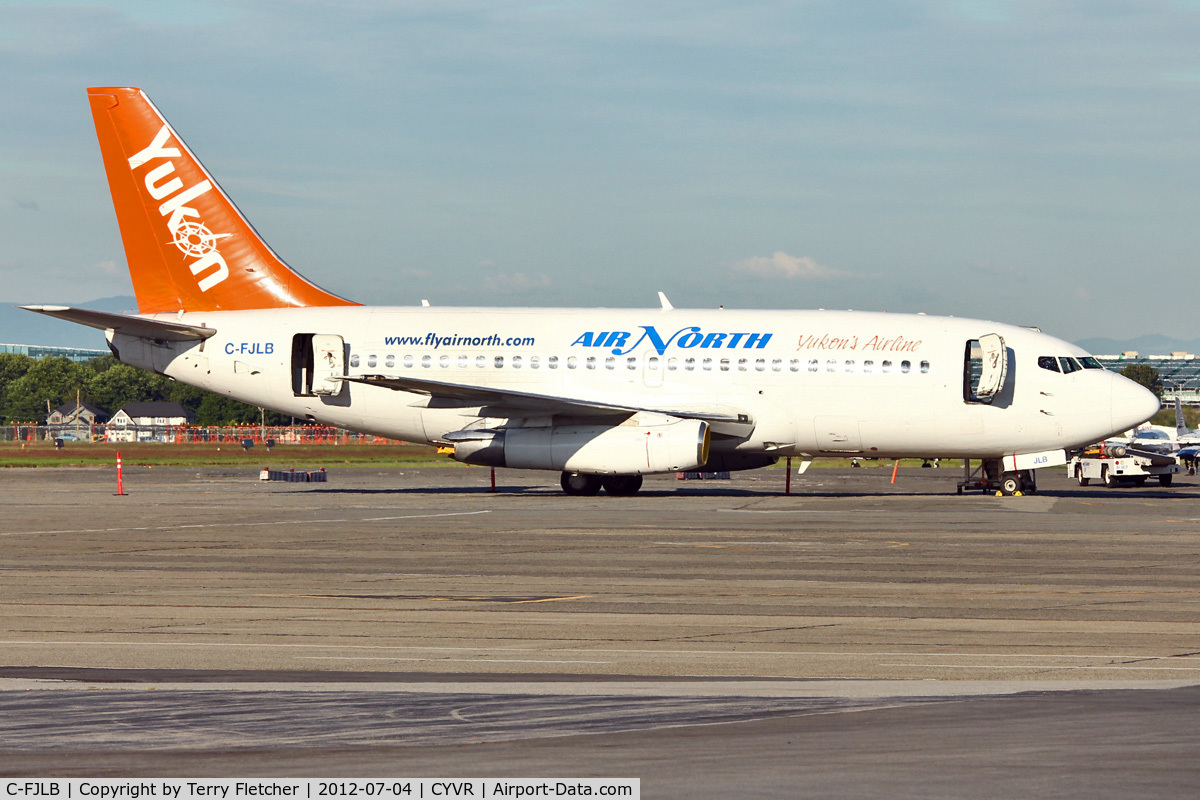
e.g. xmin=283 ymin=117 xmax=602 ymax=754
xmin=956 ymin=459 xmax=1037 ymax=496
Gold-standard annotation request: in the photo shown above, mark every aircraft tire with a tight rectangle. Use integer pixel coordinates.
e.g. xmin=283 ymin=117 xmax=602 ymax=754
xmin=601 ymin=475 xmax=643 ymax=496
xmin=999 ymin=471 xmax=1023 ymax=496
xmin=561 ymin=472 xmax=602 ymax=496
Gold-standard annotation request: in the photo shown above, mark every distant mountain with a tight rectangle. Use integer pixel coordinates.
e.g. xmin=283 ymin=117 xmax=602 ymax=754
xmin=1074 ymin=334 xmax=1200 ymax=356
xmin=0 ymin=296 xmax=136 ymax=349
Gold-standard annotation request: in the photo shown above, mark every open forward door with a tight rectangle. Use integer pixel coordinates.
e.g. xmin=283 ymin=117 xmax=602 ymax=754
xmin=964 ymin=333 xmax=1007 ymax=404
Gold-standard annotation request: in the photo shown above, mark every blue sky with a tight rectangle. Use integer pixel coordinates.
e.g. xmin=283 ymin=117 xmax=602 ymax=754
xmin=3 ymin=0 xmax=1200 ymax=343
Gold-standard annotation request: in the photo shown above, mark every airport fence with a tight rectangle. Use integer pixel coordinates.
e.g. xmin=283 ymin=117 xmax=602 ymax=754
xmin=1 ymin=423 xmax=408 ymax=446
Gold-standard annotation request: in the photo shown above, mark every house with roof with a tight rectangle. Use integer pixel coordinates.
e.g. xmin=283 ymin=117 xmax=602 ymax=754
xmin=46 ymin=401 xmax=109 ymax=441
xmin=107 ymin=401 xmax=193 ymax=442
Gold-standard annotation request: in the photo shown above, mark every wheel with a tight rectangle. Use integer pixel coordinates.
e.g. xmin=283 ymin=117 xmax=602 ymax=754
xmin=1075 ymin=465 xmax=1089 ymax=486
xmin=601 ymin=475 xmax=643 ymax=496
xmin=560 ymin=472 xmax=602 ymax=496
xmin=1103 ymin=466 xmax=1119 ymax=488
xmin=1159 ymin=474 xmax=1173 ymax=487
xmin=999 ymin=471 xmax=1023 ymax=496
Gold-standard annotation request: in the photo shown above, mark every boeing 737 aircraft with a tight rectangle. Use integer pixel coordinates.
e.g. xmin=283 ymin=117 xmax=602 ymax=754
xmin=24 ymin=87 xmax=1159 ymax=495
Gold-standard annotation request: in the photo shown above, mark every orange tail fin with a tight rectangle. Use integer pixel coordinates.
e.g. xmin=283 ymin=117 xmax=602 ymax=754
xmin=88 ymin=87 xmax=358 ymax=313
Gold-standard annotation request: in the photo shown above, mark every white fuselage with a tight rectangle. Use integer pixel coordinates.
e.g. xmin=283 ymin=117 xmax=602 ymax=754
xmin=109 ymin=306 xmax=1157 ymax=463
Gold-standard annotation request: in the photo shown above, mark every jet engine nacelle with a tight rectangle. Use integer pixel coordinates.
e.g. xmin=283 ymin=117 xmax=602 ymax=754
xmin=700 ymin=451 xmax=779 ymax=472
xmin=450 ymin=417 xmax=710 ymax=475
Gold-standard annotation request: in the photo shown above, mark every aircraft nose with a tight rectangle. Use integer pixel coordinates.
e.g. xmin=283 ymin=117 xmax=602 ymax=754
xmin=1111 ymin=372 xmax=1161 ymax=433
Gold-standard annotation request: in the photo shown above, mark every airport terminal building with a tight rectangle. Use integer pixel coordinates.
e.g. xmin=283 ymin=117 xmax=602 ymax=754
xmin=0 ymin=342 xmax=107 ymax=363
xmin=1096 ymin=353 xmax=1200 ymax=405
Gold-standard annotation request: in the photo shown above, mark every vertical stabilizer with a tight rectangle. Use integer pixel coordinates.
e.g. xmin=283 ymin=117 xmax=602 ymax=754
xmin=1176 ymin=396 xmax=1187 ymax=438
xmin=87 ymin=87 xmax=357 ymax=313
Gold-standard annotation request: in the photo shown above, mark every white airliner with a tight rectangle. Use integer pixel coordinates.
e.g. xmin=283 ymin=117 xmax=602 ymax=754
xmin=25 ymin=87 xmax=1159 ymax=496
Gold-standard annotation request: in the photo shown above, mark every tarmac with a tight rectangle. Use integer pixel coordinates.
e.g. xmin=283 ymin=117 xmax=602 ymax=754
xmin=1 ymin=462 xmax=1198 ymax=796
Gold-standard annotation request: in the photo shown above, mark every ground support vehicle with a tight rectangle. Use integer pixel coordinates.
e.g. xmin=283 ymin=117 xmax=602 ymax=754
xmin=1069 ymin=448 xmax=1180 ymax=488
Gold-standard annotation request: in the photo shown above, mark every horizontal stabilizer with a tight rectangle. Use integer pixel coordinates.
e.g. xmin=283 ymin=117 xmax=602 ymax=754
xmin=21 ymin=305 xmax=217 ymax=342
xmin=342 ymin=373 xmax=755 ymax=431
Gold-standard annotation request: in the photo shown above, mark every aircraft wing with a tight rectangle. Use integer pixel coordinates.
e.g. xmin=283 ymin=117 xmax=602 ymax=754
xmin=341 ymin=373 xmax=755 ymax=432
xmin=22 ymin=305 xmax=216 ymax=342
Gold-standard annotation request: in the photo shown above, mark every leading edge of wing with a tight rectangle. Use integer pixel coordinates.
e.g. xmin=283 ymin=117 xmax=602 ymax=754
xmin=21 ymin=305 xmax=217 ymax=342
xmin=341 ymin=373 xmax=755 ymax=428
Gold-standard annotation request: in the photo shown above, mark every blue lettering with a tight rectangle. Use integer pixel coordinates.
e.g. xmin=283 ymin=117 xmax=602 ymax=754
xmin=613 ymin=325 xmax=702 ymax=355
xmin=572 ymin=326 xmax=776 ymax=352
xmin=225 ymin=341 xmax=275 ymax=355
xmin=604 ymin=331 xmax=630 ymax=350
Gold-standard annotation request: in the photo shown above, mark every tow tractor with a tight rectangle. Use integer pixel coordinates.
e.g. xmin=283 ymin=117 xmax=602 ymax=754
xmin=1068 ymin=443 xmax=1180 ymax=488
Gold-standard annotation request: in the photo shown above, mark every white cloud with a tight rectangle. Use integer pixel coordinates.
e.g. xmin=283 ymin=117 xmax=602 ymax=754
xmin=731 ymin=251 xmax=844 ymax=280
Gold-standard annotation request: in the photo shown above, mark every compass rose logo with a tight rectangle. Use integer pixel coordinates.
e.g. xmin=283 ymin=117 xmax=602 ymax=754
xmin=171 ymin=220 xmax=229 ymax=258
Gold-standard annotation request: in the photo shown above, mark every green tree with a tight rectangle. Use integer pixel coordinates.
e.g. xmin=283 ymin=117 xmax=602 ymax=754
xmin=1119 ymin=364 xmax=1163 ymax=396
xmin=84 ymin=362 xmax=163 ymax=415
xmin=0 ymin=353 xmax=34 ymax=404
xmin=0 ymin=357 xmax=89 ymax=423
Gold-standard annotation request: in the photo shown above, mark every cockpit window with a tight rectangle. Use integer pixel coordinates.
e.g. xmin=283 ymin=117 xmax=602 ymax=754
xmin=1059 ymin=357 xmax=1082 ymax=374
xmin=1079 ymin=356 xmax=1104 ymax=370
xmin=1038 ymin=356 xmax=1060 ymax=372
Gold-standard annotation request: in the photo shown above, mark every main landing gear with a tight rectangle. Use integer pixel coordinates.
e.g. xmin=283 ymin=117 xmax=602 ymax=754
xmin=560 ymin=472 xmax=644 ymax=496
